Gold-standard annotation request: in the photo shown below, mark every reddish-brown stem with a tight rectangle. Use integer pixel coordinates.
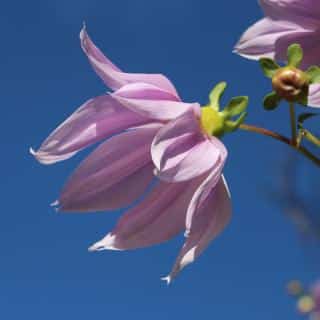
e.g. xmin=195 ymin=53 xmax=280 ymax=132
xmin=239 ymin=123 xmax=320 ymax=167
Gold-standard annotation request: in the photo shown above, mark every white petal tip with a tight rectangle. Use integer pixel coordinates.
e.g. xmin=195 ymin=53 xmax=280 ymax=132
xmin=50 ymin=200 xmax=59 ymax=207
xmin=88 ymin=243 xmax=104 ymax=252
xmin=29 ymin=147 xmax=37 ymax=156
xmin=161 ymin=276 xmax=172 ymax=285
xmin=88 ymin=234 xmax=122 ymax=252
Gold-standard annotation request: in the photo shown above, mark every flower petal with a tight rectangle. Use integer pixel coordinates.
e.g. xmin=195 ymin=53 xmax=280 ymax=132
xmin=260 ymin=0 xmax=320 ymax=29
xmin=234 ymin=18 xmax=300 ymax=60
xmin=308 ymin=84 xmax=320 ymax=107
xmin=163 ymin=176 xmax=231 ymax=283
xmin=274 ymin=30 xmax=320 ymax=68
xmin=58 ymin=123 xmax=162 ymax=212
xmin=88 ymin=177 xmax=203 ymax=251
xmin=151 ymin=108 xmax=227 ymax=182
xmin=31 ymin=95 xmax=148 ymax=164
xmin=111 ymin=82 xmax=196 ymax=121
xmin=80 ymin=26 xmax=179 ymax=98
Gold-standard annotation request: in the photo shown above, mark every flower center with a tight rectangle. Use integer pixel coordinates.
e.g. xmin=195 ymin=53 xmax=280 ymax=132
xmin=200 ymin=106 xmax=224 ymax=136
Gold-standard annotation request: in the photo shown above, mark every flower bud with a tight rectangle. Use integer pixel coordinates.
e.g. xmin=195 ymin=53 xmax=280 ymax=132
xmin=272 ymin=67 xmax=309 ymax=102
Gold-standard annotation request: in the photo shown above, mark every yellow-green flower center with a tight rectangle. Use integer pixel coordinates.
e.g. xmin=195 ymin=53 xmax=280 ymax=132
xmin=200 ymin=106 xmax=224 ymax=136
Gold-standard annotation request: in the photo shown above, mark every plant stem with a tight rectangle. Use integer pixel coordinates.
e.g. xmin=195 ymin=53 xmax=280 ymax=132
xmin=301 ymin=129 xmax=320 ymax=147
xmin=289 ymin=102 xmax=297 ymax=146
xmin=239 ymin=123 xmax=320 ymax=167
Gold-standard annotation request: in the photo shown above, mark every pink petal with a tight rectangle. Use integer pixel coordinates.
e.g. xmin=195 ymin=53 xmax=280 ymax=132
xmin=111 ymin=82 xmax=196 ymax=121
xmin=80 ymin=26 xmax=179 ymax=98
xmin=260 ymin=0 xmax=320 ymax=29
xmin=88 ymin=177 xmax=203 ymax=251
xmin=151 ymin=108 xmax=227 ymax=182
xmin=163 ymin=176 xmax=231 ymax=284
xmin=308 ymin=84 xmax=320 ymax=108
xmin=58 ymin=123 xmax=162 ymax=212
xmin=274 ymin=29 xmax=320 ymax=68
xmin=30 ymin=95 xmax=148 ymax=164
xmin=234 ymin=18 xmax=301 ymax=60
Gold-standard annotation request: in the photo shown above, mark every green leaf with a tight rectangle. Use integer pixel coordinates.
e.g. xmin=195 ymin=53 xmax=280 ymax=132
xmin=287 ymin=44 xmax=303 ymax=67
xmin=306 ymin=66 xmax=320 ymax=84
xmin=263 ymin=92 xmax=281 ymax=110
xmin=223 ymin=96 xmax=249 ymax=117
xmin=297 ymin=93 xmax=309 ymax=106
xmin=209 ymin=82 xmax=227 ymax=110
xmin=298 ymin=112 xmax=318 ymax=128
xmin=259 ymin=58 xmax=280 ymax=78
xmin=225 ymin=112 xmax=248 ymax=133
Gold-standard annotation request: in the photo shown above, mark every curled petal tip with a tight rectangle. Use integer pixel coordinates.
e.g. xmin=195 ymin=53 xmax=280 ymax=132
xmin=29 ymin=147 xmax=36 ymax=156
xmin=161 ymin=276 xmax=172 ymax=285
xmin=50 ymin=200 xmax=60 ymax=213
xmin=50 ymin=200 xmax=59 ymax=207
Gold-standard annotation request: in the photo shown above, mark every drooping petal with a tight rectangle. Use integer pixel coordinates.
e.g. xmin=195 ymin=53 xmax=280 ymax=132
xmin=88 ymin=176 xmax=203 ymax=251
xmin=80 ymin=26 xmax=179 ymax=98
xmin=163 ymin=176 xmax=232 ymax=283
xmin=151 ymin=108 xmax=227 ymax=182
xmin=58 ymin=123 xmax=162 ymax=212
xmin=111 ymin=83 xmax=196 ymax=121
xmin=234 ymin=18 xmax=301 ymax=60
xmin=308 ymin=84 xmax=320 ymax=107
xmin=31 ymin=95 xmax=149 ymax=165
xmin=260 ymin=0 xmax=320 ymax=29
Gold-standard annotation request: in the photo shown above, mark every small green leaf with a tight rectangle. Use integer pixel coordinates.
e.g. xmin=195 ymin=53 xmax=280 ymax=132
xmin=209 ymin=82 xmax=227 ymax=110
xmin=306 ymin=66 xmax=320 ymax=84
xmin=259 ymin=58 xmax=280 ymax=78
xmin=263 ymin=92 xmax=281 ymax=110
xmin=223 ymin=96 xmax=249 ymax=117
xmin=298 ymin=112 xmax=318 ymax=128
xmin=297 ymin=93 xmax=309 ymax=106
xmin=225 ymin=112 xmax=248 ymax=133
xmin=287 ymin=44 xmax=303 ymax=67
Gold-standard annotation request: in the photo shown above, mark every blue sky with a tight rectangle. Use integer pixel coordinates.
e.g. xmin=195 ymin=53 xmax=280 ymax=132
xmin=1 ymin=0 xmax=319 ymax=319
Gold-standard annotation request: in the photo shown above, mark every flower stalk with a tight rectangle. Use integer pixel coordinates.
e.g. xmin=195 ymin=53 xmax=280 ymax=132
xmin=289 ymin=102 xmax=297 ymax=146
xmin=239 ymin=123 xmax=320 ymax=167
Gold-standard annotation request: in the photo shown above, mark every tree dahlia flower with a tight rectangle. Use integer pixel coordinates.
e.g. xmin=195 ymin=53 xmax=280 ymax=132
xmin=234 ymin=0 xmax=320 ymax=107
xmin=31 ymin=27 xmax=246 ymax=282
xmin=31 ymin=26 xmax=195 ymax=211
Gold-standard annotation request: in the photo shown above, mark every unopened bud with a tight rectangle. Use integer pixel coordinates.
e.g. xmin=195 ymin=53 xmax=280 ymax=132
xmin=272 ymin=67 xmax=309 ymax=102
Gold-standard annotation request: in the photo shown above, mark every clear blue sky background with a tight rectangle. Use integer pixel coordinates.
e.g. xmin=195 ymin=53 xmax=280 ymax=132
xmin=1 ymin=0 xmax=319 ymax=319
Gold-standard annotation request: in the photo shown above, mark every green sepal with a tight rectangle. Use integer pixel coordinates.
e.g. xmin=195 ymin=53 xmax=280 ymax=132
xmin=297 ymin=93 xmax=309 ymax=106
xmin=225 ymin=112 xmax=248 ymax=133
xmin=209 ymin=82 xmax=227 ymax=111
xmin=223 ymin=96 xmax=249 ymax=118
xmin=306 ymin=66 xmax=320 ymax=84
xmin=263 ymin=91 xmax=281 ymax=110
xmin=259 ymin=58 xmax=280 ymax=78
xmin=287 ymin=44 xmax=303 ymax=67
xmin=298 ymin=112 xmax=318 ymax=129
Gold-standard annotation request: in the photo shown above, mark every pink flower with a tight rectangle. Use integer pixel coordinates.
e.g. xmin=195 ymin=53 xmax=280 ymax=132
xmin=91 ymin=106 xmax=231 ymax=283
xmin=31 ymin=26 xmax=195 ymax=211
xmin=31 ymin=27 xmax=232 ymax=281
xmin=234 ymin=0 xmax=320 ymax=107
